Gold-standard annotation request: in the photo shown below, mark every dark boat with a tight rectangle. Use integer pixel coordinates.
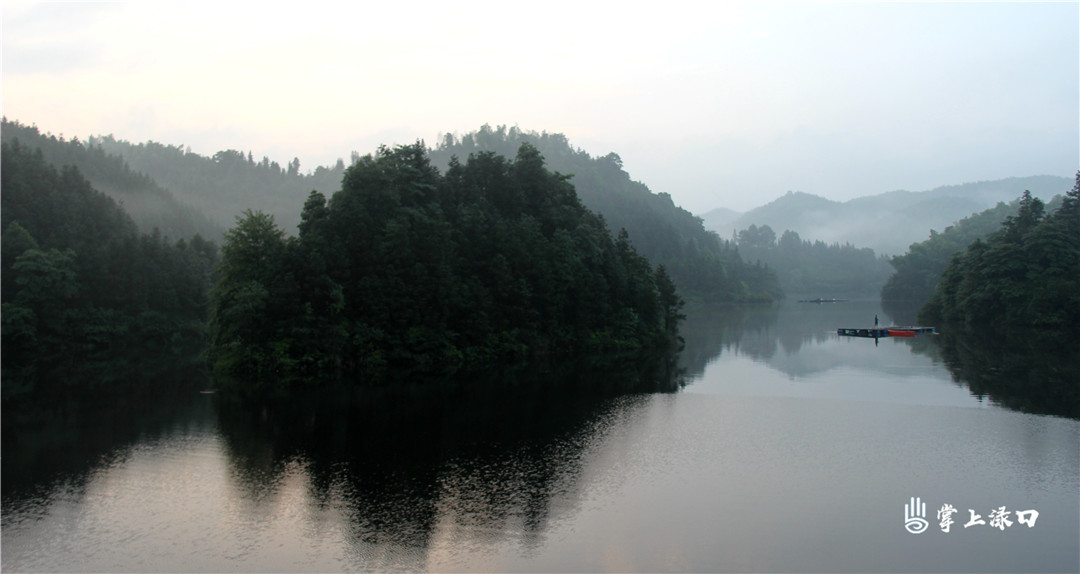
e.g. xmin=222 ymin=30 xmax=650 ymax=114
xmin=837 ymin=326 xmax=936 ymax=338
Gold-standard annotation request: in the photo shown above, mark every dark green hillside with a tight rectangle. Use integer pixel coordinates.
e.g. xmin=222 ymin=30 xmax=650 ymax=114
xmin=920 ymin=179 xmax=1079 ymax=333
xmin=1 ymin=141 xmax=218 ymax=402
xmin=881 ymin=201 xmax=1017 ymax=305
xmin=207 ymin=143 xmax=685 ymax=389
xmin=427 ymin=125 xmax=780 ymax=303
xmin=881 ymin=193 xmax=1065 ymax=307
xmin=89 ymin=134 xmax=347 ymax=236
xmin=1 ymin=118 xmax=220 ymax=240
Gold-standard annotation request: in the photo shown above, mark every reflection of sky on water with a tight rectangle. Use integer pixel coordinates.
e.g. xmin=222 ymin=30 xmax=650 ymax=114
xmin=3 ymin=300 xmax=1076 ymax=573
xmin=680 ymin=300 xmax=988 ymax=409
xmin=689 ymin=338 xmax=992 ymax=409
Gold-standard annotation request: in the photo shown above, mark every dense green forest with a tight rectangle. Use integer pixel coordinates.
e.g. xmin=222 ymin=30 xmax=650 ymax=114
xmin=44 ymin=121 xmax=777 ymax=303
xmin=734 ymin=224 xmax=893 ymax=298
xmin=881 ymin=194 xmax=1065 ymax=306
xmin=1 ymin=118 xmax=221 ymax=241
xmin=1 ymin=140 xmax=219 ymax=403
xmin=919 ymin=176 xmax=1079 ymax=333
xmin=428 ymin=125 xmax=781 ymax=303
xmin=207 ymin=143 xmax=685 ymax=389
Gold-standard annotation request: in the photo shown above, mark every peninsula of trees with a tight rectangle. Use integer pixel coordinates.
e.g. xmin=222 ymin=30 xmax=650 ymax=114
xmin=207 ymin=143 xmax=685 ymax=388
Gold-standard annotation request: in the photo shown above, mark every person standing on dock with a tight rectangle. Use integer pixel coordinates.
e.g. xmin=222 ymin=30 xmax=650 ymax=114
xmin=874 ymin=314 xmax=879 ymax=326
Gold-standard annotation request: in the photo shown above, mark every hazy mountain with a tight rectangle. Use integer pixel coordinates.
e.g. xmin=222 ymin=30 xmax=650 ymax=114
xmin=699 ymin=207 xmax=742 ymax=235
xmin=709 ymin=176 xmax=1072 ymax=256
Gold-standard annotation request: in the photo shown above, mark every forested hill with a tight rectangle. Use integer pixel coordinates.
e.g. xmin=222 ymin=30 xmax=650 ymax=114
xmin=1 ymin=140 xmax=218 ymax=401
xmin=1 ymin=119 xmax=221 ymax=241
xmin=207 ymin=143 xmax=685 ymax=387
xmin=920 ymin=179 xmax=1079 ymax=333
xmin=880 ymin=199 xmax=1024 ymax=305
xmin=714 ymin=176 xmax=1072 ymax=256
xmin=86 ymin=131 xmax=348 ymax=238
xmin=735 ymin=226 xmax=894 ymax=298
xmin=427 ymin=125 xmax=780 ymax=303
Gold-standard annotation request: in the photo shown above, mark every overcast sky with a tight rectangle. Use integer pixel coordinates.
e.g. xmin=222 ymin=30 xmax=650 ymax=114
xmin=3 ymin=1 xmax=1077 ymax=213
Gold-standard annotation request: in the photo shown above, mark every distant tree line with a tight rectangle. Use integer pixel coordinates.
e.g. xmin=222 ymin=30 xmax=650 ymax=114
xmin=1 ymin=140 xmax=219 ymax=403
xmin=0 ymin=118 xmax=221 ymax=241
xmin=88 ymin=132 xmax=347 ymax=238
xmin=881 ymin=200 xmax=1029 ymax=305
xmin=206 ymin=143 xmax=685 ymax=390
xmin=734 ymin=224 xmax=893 ymax=298
xmin=9 ymin=120 xmax=780 ymax=305
xmin=919 ymin=179 xmax=1079 ymax=333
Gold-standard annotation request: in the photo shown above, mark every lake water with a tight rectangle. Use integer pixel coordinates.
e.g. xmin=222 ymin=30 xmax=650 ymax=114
xmin=3 ymin=301 xmax=1078 ymax=572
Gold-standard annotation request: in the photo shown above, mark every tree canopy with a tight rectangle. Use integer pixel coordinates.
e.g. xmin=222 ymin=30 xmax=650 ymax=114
xmin=207 ymin=143 xmax=685 ymax=389
xmin=1 ymin=140 xmax=219 ymax=402
xmin=735 ymin=224 xmax=893 ymax=298
xmin=919 ymin=177 xmax=1080 ymax=333
xmin=428 ymin=125 xmax=781 ymax=303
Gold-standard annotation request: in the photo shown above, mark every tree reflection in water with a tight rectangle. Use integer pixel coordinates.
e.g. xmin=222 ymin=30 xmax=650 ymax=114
xmin=920 ymin=326 xmax=1080 ymax=419
xmin=211 ymin=351 xmax=684 ymax=563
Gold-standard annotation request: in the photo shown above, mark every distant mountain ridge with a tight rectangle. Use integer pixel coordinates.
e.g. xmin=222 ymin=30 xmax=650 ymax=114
xmin=705 ymin=175 xmax=1072 ymax=255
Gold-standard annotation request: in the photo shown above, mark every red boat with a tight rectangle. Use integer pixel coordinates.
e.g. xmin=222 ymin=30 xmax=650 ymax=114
xmin=888 ymin=329 xmax=916 ymax=337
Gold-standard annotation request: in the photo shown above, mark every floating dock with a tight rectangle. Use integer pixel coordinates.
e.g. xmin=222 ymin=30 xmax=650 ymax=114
xmin=837 ymin=326 xmax=936 ymax=338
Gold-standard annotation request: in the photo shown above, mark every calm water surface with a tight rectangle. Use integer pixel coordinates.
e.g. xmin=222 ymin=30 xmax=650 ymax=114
xmin=3 ymin=301 xmax=1078 ymax=572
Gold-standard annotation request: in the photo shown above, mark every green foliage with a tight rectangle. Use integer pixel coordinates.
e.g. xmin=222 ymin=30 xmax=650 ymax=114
xmin=1 ymin=140 xmax=219 ymax=402
xmin=882 ymin=198 xmax=1033 ymax=304
xmin=735 ymin=225 xmax=893 ymax=298
xmin=428 ymin=125 xmax=781 ymax=303
xmin=928 ymin=326 xmax=1080 ymax=419
xmin=919 ymin=175 xmax=1080 ymax=333
xmin=208 ymin=143 xmax=686 ymax=389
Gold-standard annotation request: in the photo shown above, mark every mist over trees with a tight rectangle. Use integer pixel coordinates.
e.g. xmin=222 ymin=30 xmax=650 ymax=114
xmin=0 ymin=118 xmax=221 ymax=241
xmin=428 ymin=125 xmax=781 ymax=303
xmin=881 ymin=193 xmax=1066 ymax=306
xmin=734 ymin=225 xmax=893 ymax=298
xmin=919 ymin=179 xmax=1080 ymax=333
xmin=88 ymin=133 xmax=347 ymax=238
xmin=207 ymin=143 xmax=685 ymax=389
xmin=1 ymin=140 xmax=218 ymax=403
xmin=712 ymin=176 xmax=1072 ymax=257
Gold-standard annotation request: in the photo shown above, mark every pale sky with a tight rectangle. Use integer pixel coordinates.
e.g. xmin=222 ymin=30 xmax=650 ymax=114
xmin=2 ymin=1 xmax=1077 ymax=213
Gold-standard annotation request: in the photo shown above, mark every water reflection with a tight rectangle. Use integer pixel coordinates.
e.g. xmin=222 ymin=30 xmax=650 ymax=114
xmin=1 ymin=366 xmax=214 ymax=512
xmin=921 ymin=327 xmax=1080 ymax=419
xmin=681 ymin=300 xmax=938 ymax=378
xmin=210 ymin=353 xmax=680 ymax=568
xmin=4 ymin=308 xmax=1077 ymax=572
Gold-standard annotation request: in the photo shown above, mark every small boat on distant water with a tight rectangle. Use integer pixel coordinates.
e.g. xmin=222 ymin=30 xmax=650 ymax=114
xmin=837 ymin=326 xmax=936 ymax=338
xmin=799 ymin=298 xmax=847 ymax=303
